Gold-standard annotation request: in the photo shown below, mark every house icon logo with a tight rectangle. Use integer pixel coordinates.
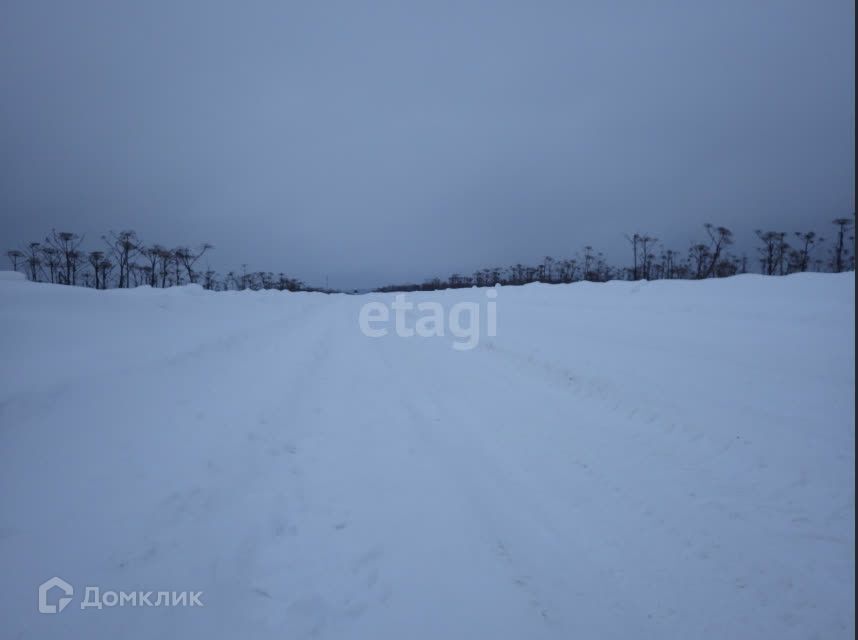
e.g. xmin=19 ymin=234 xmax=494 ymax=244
xmin=38 ymin=577 xmax=74 ymax=614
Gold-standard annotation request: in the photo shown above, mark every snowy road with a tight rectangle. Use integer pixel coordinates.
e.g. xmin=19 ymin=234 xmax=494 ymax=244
xmin=0 ymin=273 xmax=854 ymax=639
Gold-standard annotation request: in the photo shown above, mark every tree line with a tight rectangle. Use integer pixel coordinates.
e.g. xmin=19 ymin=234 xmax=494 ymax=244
xmin=5 ymin=218 xmax=854 ymax=294
xmin=5 ymin=230 xmax=323 ymax=292
xmin=375 ymin=218 xmax=854 ymax=292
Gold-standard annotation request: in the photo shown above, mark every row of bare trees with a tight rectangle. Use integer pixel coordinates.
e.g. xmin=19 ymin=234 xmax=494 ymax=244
xmin=7 ymin=218 xmax=854 ymax=294
xmin=754 ymin=219 xmax=855 ymax=276
xmin=377 ymin=218 xmax=854 ymax=292
xmin=5 ymin=231 xmax=326 ymax=293
xmin=7 ymin=230 xmax=216 ymax=289
xmin=5 ymin=229 xmax=327 ymax=292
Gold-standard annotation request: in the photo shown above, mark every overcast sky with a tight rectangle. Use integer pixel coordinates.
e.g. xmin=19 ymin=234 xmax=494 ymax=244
xmin=0 ymin=0 xmax=854 ymax=289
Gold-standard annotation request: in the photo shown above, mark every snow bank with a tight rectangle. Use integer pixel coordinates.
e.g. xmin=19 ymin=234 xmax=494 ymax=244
xmin=0 ymin=269 xmax=26 ymax=281
xmin=0 ymin=273 xmax=853 ymax=639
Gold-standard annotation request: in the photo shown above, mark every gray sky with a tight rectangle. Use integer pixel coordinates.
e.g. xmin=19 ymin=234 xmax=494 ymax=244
xmin=1 ymin=0 xmax=854 ymax=289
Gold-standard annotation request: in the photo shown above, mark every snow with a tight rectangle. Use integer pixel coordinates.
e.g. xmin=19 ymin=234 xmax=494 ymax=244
xmin=0 ymin=272 xmax=853 ymax=639
xmin=0 ymin=269 xmax=26 ymax=281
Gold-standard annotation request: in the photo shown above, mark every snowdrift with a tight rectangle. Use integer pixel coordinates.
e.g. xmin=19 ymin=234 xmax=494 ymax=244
xmin=0 ymin=272 xmax=854 ymax=639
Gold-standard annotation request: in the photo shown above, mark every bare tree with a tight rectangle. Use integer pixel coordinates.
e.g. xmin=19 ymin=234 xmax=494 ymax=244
xmin=156 ymin=247 xmax=173 ymax=288
xmin=626 ymin=233 xmax=658 ymax=280
xmin=129 ymin=263 xmax=148 ymax=287
xmin=581 ymin=246 xmax=595 ymax=280
xmin=755 ymin=230 xmax=789 ymax=276
xmin=203 ymin=269 xmax=218 ymax=290
xmin=45 ymin=230 xmax=85 ymax=285
xmin=703 ymin=224 xmax=733 ymax=278
xmin=831 ymin=217 xmax=854 ymax=273
xmin=104 ymin=230 xmax=140 ymax=288
xmin=87 ymin=251 xmax=105 ymax=289
xmin=712 ymin=254 xmax=740 ymax=278
xmin=6 ymin=249 xmax=24 ymax=272
xmin=688 ymin=243 xmax=710 ymax=279
xmin=660 ymin=249 xmax=677 ymax=279
xmin=22 ymin=242 xmax=42 ymax=281
xmin=140 ymin=245 xmax=164 ymax=287
xmin=542 ymin=256 xmax=555 ymax=283
xmin=98 ymin=257 xmax=115 ymax=287
xmin=790 ymin=232 xmax=819 ymax=273
xmin=40 ymin=246 xmax=61 ymax=283
xmin=557 ymin=258 xmax=577 ymax=283
xmin=173 ymin=243 xmax=213 ymax=284
xmin=625 ymin=233 xmax=640 ymax=280
xmin=171 ymin=249 xmax=183 ymax=286
xmin=639 ymin=235 xmax=657 ymax=279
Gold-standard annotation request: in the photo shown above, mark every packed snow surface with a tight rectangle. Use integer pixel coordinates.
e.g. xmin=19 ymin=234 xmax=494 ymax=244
xmin=0 ymin=272 xmax=854 ymax=639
